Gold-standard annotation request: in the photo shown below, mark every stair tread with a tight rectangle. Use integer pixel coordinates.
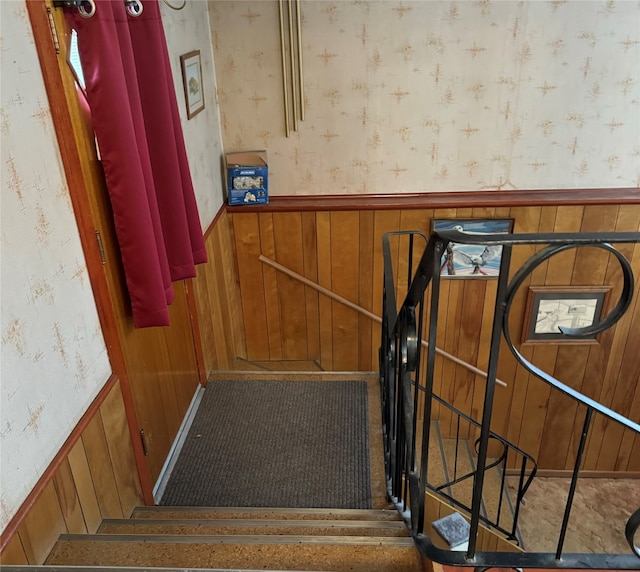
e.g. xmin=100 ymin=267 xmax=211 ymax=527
xmin=98 ymin=518 xmax=409 ymax=537
xmin=47 ymin=535 xmax=425 ymax=572
xmin=132 ymin=506 xmax=403 ymax=521
xmin=421 ymin=421 xmax=523 ymax=553
xmin=3 ymin=569 xmax=328 ymax=572
xmin=102 ymin=517 xmax=407 ymax=527
xmin=97 ymin=519 xmax=409 ymax=537
xmin=439 ymin=439 xmax=476 ymax=509
xmin=4 ymin=568 xmax=330 ymax=572
xmin=57 ymin=533 xmax=416 ymax=545
xmin=471 ymin=455 xmax=519 ymax=542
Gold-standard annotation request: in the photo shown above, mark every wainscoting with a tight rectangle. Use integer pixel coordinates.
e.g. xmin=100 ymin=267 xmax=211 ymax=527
xmin=191 ymin=209 xmax=247 ymax=374
xmin=193 ymin=197 xmax=640 ymax=474
xmin=0 ymin=378 xmax=143 ymax=565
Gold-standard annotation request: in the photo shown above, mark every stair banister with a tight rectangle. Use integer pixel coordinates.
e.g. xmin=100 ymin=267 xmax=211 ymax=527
xmin=380 ymin=227 xmax=640 ymax=571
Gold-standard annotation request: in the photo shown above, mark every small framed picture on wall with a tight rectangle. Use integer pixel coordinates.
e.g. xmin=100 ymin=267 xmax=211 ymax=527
xmin=432 ymin=219 xmax=514 ymax=278
xmin=180 ymin=50 xmax=205 ymax=119
xmin=521 ymin=286 xmax=610 ymax=344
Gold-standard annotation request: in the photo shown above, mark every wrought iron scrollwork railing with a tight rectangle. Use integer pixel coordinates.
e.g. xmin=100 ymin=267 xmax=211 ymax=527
xmin=430 ymin=394 xmax=537 ymax=545
xmin=379 ymin=228 xmax=640 ymax=570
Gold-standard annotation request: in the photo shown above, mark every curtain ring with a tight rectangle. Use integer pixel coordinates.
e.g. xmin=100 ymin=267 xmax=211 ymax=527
xmin=78 ymin=0 xmax=96 ymax=18
xmin=125 ymin=0 xmax=144 ymax=17
xmin=162 ymin=0 xmax=186 ymax=9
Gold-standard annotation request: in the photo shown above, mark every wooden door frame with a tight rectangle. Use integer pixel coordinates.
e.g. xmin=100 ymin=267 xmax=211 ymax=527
xmin=26 ymin=0 xmax=154 ymax=504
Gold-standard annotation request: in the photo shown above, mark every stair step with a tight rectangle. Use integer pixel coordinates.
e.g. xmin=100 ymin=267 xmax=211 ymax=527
xmin=0 ymin=568 xmax=328 ymax=572
xmin=131 ymin=506 xmax=403 ymax=522
xmin=469 ymin=453 xmax=521 ymax=545
xmin=98 ymin=518 xmax=409 ymax=537
xmin=439 ymin=439 xmax=476 ymax=510
xmin=46 ymin=535 xmax=425 ymax=572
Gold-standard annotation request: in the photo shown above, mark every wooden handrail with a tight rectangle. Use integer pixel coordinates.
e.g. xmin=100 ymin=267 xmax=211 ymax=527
xmin=259 ymin=255 xmax=507 ymax=388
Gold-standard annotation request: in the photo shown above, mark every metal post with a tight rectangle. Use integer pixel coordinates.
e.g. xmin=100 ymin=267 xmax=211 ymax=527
xmin=555 ymin=406 xmax=593 ymax=559
xmin=416 ymin=239 xmax=444 ymax=533
xmin=466 ymin=244 xmax=512 ymax=559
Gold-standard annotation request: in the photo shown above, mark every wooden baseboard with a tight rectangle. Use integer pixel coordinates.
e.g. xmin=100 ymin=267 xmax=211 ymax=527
xmin=505 ymin=468 xmax=640 ymax=479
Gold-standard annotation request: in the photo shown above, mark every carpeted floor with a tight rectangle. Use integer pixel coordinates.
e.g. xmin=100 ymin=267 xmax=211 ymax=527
xmin=507 ymin=476 xmax=639 ymax=554
xmin=160 ymin=379 xmax=372 ymax=509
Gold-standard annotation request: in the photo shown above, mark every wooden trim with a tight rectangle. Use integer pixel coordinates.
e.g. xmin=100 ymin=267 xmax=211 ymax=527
xmin=227 ymin=189 xmax=640 ymax=213
xmin=185 ymin=278 xmax=207 ymax=386
xmin=505 ymin=468 xmax=640 ymax=479
xmin=0 ymin=375 xmax=118 ymax=552
xmin=203 ymin=204 xmax=226 ymax=241
xmin=26 ymin=0 xmax=153 ymax=505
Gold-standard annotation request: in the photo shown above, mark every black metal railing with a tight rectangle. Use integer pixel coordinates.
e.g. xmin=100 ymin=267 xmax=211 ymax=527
xmin=379 ymin=228 xmax=640 ymax=570
xmin=430 ymin=394 xmax=536 ymax=545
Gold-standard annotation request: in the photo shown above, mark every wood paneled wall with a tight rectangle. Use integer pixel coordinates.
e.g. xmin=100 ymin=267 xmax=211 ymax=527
xmin=221 ymin=204 xmax=640 ymax=473
xmin=192 ymin=210 xmax=247 ymax=373
xmin=0 ymin=379 xmax=143 ymax=565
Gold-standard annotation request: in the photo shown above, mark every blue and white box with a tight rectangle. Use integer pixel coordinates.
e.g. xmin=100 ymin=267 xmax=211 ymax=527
xmin=226 ymin=150 xmax=268 ymax=206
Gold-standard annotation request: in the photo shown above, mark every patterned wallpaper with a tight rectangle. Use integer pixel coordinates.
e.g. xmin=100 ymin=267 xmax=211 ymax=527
xmin=0 ymin=0 xmax=226 ymax=532
xmin=160 ymin=0 xmax=225 ymax=228
xmin=0 ymin=2 xmax=111 ymax=532
xmin=210 ymin=0 xmax=640 ymax=195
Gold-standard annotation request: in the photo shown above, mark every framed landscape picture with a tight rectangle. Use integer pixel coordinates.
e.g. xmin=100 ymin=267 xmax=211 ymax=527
xmin=180 ymin=50 xmax=205 ymax=119
xmin=522 ymin=286 xmax=610 ymax=344
xmin=432 ymin=219 xmax=514 ymax=278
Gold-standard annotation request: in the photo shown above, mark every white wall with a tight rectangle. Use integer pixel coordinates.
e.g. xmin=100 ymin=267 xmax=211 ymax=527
xmin=210 ymin=0 xmax=640 ymax=195
xmin=0 ymin=1 xmax=111 ymax=532
xmin=160 ymin=0 xmax=226 ymax=229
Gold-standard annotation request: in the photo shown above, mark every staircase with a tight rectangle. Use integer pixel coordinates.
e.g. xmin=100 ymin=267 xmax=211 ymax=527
xmin=37 ymin=435 xmax=518 ymax=572
xmin=18 ymin=370 xmax=428 ymax=572
xmin=38 ymin=427 xmax=517 ymax=572
xmin=44 ymin=506 xmax=426 ymax=571
xmin=427 ymin=421 xmax=523 ymax=549
xmin=20 ymin=369 xmax=518 ymax=572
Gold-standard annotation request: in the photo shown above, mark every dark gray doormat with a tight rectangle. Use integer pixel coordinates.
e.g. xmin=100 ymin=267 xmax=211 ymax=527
xmin=160 ymin=379 xmax=372 ymax=509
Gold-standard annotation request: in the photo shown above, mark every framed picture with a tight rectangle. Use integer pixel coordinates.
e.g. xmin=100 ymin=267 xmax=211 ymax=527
xmin=432 ymin=219 xmax=514 ymax=278
xmin=522 ymin=287 xmax=610 ymax=344
xmin=180 ymin=50 xmax=205 ymax=119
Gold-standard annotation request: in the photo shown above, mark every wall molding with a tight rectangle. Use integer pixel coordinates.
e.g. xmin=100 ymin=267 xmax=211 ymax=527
xmin=506 ymin=469 xmax=640 ymax=479
xmin=0 ymin=375 xmax=118 ymax=551
xmin=203 ymin=204 xmax=226 ymax=241
xmin=226 ymin=188 xmax=640 ymax=213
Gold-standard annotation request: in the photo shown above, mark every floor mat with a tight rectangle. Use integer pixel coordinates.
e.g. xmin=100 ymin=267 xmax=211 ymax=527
xmin=160 ymin=379 xmax=372 ymax=509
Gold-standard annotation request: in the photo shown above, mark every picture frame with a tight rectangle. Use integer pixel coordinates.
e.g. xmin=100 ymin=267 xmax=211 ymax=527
xmin=432 ymin=219 xmax=514 ymax=278
xmin=521 ymin=286 xmax=610 ymax=344
xmin=180 ymin=50 xmax=205 ymax=119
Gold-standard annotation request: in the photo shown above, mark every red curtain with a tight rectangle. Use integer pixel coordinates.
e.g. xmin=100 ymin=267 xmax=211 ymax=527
xmin=66 ymin=0 xmax=206 ymax=328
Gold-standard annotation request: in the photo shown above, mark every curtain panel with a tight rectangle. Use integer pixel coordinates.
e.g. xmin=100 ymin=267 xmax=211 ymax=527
xmin=66 ymin=0 xmax=206 ymax=328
